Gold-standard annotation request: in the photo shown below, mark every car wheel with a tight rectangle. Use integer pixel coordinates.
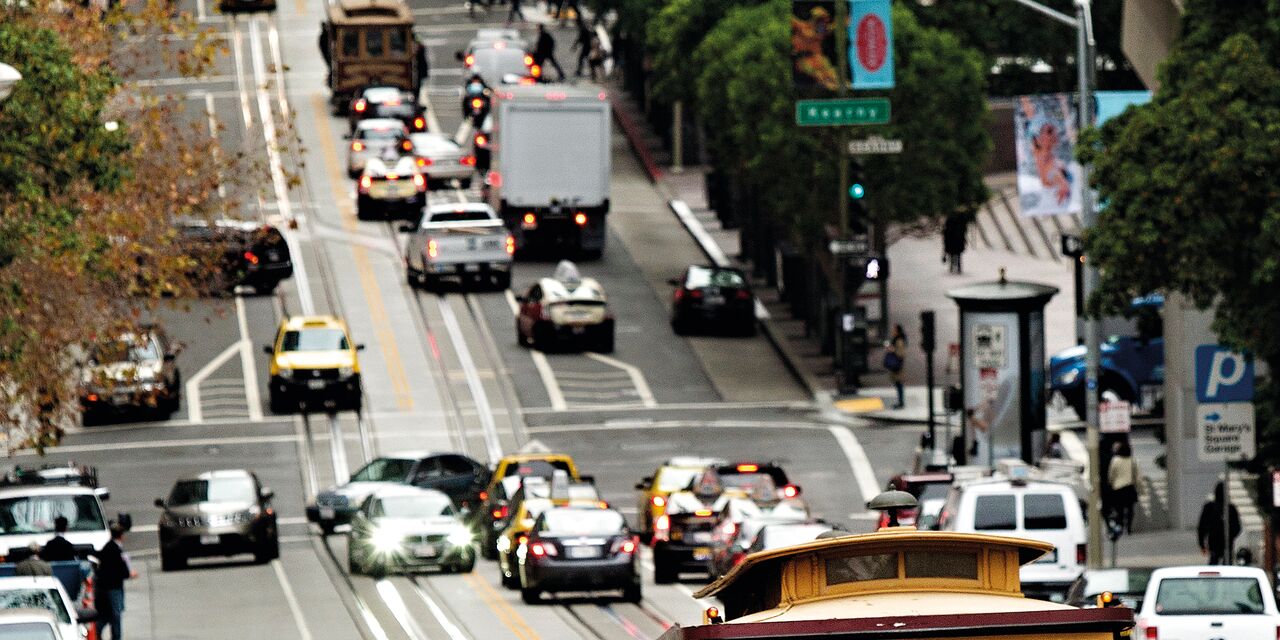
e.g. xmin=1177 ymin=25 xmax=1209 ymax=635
xmin=501 ymin=553 xmax=520 ymax=589
xmin=255 ymin=532 xmax=280 ymax=563
xmin=319 ymin=521 xmax=336 ymax=536
xmin=516 ymin=320 xmax=529 ymax=348
xmin=579 ymin=248 xmax=603 ymax=261
xmin=356 ymin=200 xmax=371 ymax=221
xmin=269 ymin=390 xmax=292 ymax=415
xmin=493 ymin=271 xmax=511 ymax=291
xmin=594 ymin=323 xmax=615 ymax=354
xmin=520 ymin=586 xmax=541 ymax=605
xmin=652 ymin=548 xmax=677 ymax=584
xmin=739 ymin=319 xmax=758 ymax=337
xmin=671 ymin=317 xmax=688 ymax=336
xmin=457 ymin=558 xmax=475 ymax=573
xmin=347 ymin=547 xmax=361 ymax=575
xmin=406 ymin=268 xmax=420 ymax=288
xmin=621 ymin=580 xmax=642 ymax=604
xmin=160 ymin=549 xmax=186 ymax=572
xmin=480 ymin=531 xmax=498 ymax=560
xmin=459 ymin=178 xmax=472 ymax=190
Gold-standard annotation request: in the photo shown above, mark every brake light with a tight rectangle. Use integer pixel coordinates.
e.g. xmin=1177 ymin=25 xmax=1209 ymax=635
xmin=736 ymin=289 xmax=751 ymax=300
xmin=354 ymin=99 xmax=367 ymax=113
xmin=673 ymin=288 xmax=684 ymax=302
xmin=491 ymin=505 xmax=508 ymax=519
xmin=689 ymin=289 xmax=704 ymax=299
xmin=427 ymin=239 xmax=439 ymax=259
xmin=530 ymin=64 xmax=542 ymax=78
xmin=694 ymin=509 xmax=713 ymax=517
xmin=413 ymin=174 xmax=426 ymax=190
xmin=523 ymin=54 xmax=534 ymax=66
xmin=782 ymin=484 xmax=799 ymax=498
xmin=417 ymin=157 xmax=432 ymax=167
xmin=401 ymin=140 xmax=413 ymax=152
xmin=489 ymin=171 xmax=502 ymax=187
xmin=243 ymin=251 xmax=259 ymax=265
xmin=651 ymin=496 xmax=665 ymax=508
xmin=1076 ymin=543 xmax=1086 ymax=565
xmin=460 ymin=155 xmax=476 ymax=166
xmin=573 ymin=212 xmax=587 ymax=226
xmin=530 ymin=542 xmax=556 ymax=557
xmin=612 ymin=538 xmax=637 ymax=554
xmin=517 ymin=535 xmax=528 ymax=545
xmin=413 ymin=116 xmax=425 ymax=130
xmin=1144 ymin=628 xmax=1157 ymax=639
xmin=504 ymin=236 xmax=515 ymax=255
xmin=358 ymin=175 xmax=372 ymax=191
xmin=479 ymin=491 xmax=488 ymax=501
xmin=654 ymin=514 xmax=670 ymax=541
xmin=351 ymin=141 xmax=364 ymax=151
xmin=474 ymin=134 xmax=487 ymax=146
xmin=387 ymin=174 xmax=398 ymax=180
xmin=521 ymin=213 xmax=536 ymax=229
xmin=736 ymin=463 xmax=759 ymax=473
xmin=464 ymin=54 xmax=475 ymax=66
xmin=471 ymin=97 xmax=484 ymax=110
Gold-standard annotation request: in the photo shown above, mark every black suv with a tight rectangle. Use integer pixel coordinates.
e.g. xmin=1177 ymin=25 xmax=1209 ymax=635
xmin=177 ymin=219 xmax=294 ymax=295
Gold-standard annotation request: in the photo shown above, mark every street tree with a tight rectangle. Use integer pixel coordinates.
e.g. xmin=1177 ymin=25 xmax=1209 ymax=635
xmin=1078 ymin=1 xmax=1280 ymax=466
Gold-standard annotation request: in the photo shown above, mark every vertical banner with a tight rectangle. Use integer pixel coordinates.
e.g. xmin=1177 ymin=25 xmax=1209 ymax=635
xmin=849 ymin=0 xmax=894 ymax=90
xmin=1014 ymin=93 xmax=1082 ymax=217
xmin=791 ymin=0 xmax=839 ymax=94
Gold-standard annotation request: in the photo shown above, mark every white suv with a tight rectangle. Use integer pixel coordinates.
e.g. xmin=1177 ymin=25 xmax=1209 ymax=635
xmin=0 ymin=486 xmax=114 ymax=557
xmin=1135 ymin=566 xmax=1280 ymax=639
xmin=937 ymin=476 xmax=1086 ymax=602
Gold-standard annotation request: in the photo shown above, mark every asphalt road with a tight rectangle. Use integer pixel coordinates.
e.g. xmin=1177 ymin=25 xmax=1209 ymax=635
xmin=39 ymin=0 xmax=927 ymax=637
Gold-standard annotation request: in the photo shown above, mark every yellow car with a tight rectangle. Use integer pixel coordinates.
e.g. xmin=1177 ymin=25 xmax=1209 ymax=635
xmin=634 ymin=457 xmax=724 ymax=541
xmin=264 ymin=315 xmax=364 ymax=414
xmin=478 ymin=453 xmax=580 ymax=559
xmin=496 ymin=496 xmax=553 ymax=588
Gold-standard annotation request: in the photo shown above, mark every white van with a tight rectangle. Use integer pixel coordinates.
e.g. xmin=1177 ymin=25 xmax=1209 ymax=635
xmin=937 ymin=476 xmax=1086 ymax=602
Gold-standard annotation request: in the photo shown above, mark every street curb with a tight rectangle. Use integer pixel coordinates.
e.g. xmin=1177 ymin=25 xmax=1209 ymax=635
xmin=608 ymin=91 xmax=664 ymax=184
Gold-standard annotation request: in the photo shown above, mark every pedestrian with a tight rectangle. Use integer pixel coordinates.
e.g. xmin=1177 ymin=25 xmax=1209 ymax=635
xmin=15 ymin=543 xmax=52 ymax=577
xmin=533 ymin=25 xmax=565 ymax=82
xmin=94 ymin=524 xmax=137 ymax=640
xmin=587 ymin=35 xmax=606 ymax=81
xmin=41 ymin=516 xmax=76 ymax=562
xmin=1197 ymin=482 xmax=1241 ymax=565
xmin=884 ymin=324 xmax=906 ymax=409
xmin=318 ymin=27 xmax=330 ymax=67
xmin=505 ymin=0 xmax=523 ymax=24
xmin=572 ymin=19 xmax=593 ymax=78
xmin=1107 ymin=440 xmax=1139 ymax=534
xmin=414 ymin=36 xmax=430 ymax=94
xmin=1043 ymin=433 xmax=1065 ymax=460
xmin=942 ymin=213 xmax=968 ymax=274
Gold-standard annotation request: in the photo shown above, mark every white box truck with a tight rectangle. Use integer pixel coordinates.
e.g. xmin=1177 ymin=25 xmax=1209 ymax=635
xmin=486 ymin=85 xmax=611 ymax=258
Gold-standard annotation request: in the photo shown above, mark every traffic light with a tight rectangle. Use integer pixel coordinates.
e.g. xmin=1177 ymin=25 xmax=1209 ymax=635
xmin=849 ymin=159 xmax=868 ymax=234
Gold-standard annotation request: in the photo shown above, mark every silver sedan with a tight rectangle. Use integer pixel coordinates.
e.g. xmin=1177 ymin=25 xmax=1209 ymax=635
xmin=410 ymin=132 xmax=476 ymax=189
xmin=347 ymin=118 xmax=411 ymax=178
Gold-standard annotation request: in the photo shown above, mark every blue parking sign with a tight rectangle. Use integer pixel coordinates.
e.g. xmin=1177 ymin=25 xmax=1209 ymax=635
xmin=848 ymin=0 xmax=894 ymax=90
xmin=1195 ymin=345 xmax=1254 ymax=403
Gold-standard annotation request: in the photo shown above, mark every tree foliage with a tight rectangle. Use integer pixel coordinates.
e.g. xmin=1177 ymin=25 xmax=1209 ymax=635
xmin=1079 ymin=0 xmax=1280 ymax=466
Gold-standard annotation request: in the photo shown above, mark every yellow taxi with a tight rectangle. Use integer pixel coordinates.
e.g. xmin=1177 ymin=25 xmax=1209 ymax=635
xmin=264 ymin=315 xmax=364 ymax=414
xmin=478 ymin=453 xmax=580 ymax=560
xmin=634 ymin=457 xmax=724 ymax=541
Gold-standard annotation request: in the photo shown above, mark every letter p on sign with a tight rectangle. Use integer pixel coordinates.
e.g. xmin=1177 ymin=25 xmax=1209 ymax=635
xmin=1195 ymin=345 xmax=1254 ymax=403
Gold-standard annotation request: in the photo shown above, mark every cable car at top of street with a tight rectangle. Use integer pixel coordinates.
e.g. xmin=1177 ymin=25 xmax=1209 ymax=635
xmin=659 ymin=514 xmax=1134 ymax=640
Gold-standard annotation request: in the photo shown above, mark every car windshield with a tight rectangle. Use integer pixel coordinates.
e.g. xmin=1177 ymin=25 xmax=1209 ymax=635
xmin=350 ymin=458 xmax=414 ymax=483
xmin=359 ymin=127 xmax=404 ymax=141
xmin=763 ymin=525 xmax=829 ymax=550
xmin=657 ymin=468 xmax=702 ymax=492
xmin=686 ymin=267 xmax=746 ymax=289
xmin=281 ymin=328 xmax=348 ymax=352
xmin=168 ymin=478 xmax=255 ymax=506
xmin=93 ymin=337 xmax=160 ymax=364
xmin=1154 ymin=577 xmax=1265 ymax=615
xmin=0 ymin=588 xmax=69 ymax=624
xmin=542 ymin=509 xmax=624 ymax=536
xmin=916 ymin=482 xmax=951 ymax=503
xmin=374 ymin=495 xmax=454 ymax=519
xmin=0 ymin=623 xmax=57 ymax=640
xmin=720 ymin=472 xmax=777 ymax=497
xmin=501 ymin=460 xmax=569 ymax=479
xmin=374 ymin=103 xmax=414 ymax=119
xmin=0 ymin=494 xmax=105 ymax=535
xmin=428 ymin=211 xmax=491 ymax=223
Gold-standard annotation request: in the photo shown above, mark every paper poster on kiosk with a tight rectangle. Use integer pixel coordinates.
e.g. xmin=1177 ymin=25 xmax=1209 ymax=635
xmin=963 ymin=312 xmax=1021 ymax=466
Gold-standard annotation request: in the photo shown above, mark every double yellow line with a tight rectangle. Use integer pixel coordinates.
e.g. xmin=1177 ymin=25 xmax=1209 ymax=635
xmin=463 ymin=570 xmax=541 ymax=640
xmin=309 ymin=93 xmax=415 ymax=411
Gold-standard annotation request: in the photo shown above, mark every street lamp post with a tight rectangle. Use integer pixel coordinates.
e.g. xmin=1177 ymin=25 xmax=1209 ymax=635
xmin=0 ymin=63 xmax=21 ymax=103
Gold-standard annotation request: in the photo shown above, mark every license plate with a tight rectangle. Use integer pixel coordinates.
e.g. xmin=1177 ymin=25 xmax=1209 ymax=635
xmin=412 ymin=544 xmax=438 ymax=558
xmin=689 ymin=532 xmax=712 ymax=543
xmin=693 ymin=546 xmax=712 ymax=560
xmin=704 ymin=296 xmax=725 ymax=305
xmin=571 ymin=326 xmax=585 ymax=335
xmin=482 ymin=240 xmax=501 ymax=250
xmin=267 ymin=251 xmax=280 ymax=260
xmin=463 ymin=263 xmax=481 ymax=272
xmin=200 ymin=535 xmax=220 ymax=545
xmin=371 ymin=182 xmax=414 ymax=199
xmin=307 ymin=379 xmax=326 ymax=390
xmin=566 ymin=546 xmax=601 ymax=559
xmin=319 ymin=507 xmax=335 ymax=520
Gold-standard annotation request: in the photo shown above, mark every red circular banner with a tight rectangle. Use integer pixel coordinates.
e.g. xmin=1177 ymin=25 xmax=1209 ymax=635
xmin=856 ymin=14 xmax=888 ymax=73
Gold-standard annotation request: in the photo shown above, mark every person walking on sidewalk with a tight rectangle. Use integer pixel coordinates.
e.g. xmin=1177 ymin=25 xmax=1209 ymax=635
xmin=1107 ymin=440 xmax=1139 ymax=534
xmin=942 ymin=213 xmax=968 ymax=274
xmin=885 ymin=324 xmax=907 ymax=409
xmin=94 ymin=524 xmax=137 ymax=639
xmin=1198 ymin=482 xmax=1241 ymax=565
xmin=505 ymin=0 xmax=523 ymax=24
xmin=587 ymin=35 xmax=606 ymax=81
xmin=572 ymin=19 xmax=593 ymax=78
xmin=533 ymin=25 xmax=565 ymax=82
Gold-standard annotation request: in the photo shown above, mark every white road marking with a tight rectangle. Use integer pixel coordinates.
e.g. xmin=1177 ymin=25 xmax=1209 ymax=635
xmin=374 ymin=580 xmax=431 ymax=640
xmin=584 ymin=352 xmax=657 ymax=408
xmin=249 ymin=16 xmax=315 ymax=314
xmin=437 ymin=296 xmax=504 ymax=462
xmin=326 ymin=413 xmax=350 ymax=484
xmin=828 ymin=425 xmax=879 ymax=505
xmin=236 ymin=296 xmax=264 ymax=421
xmin=410 ymin=581 xmax=471 ymax=640
xmin=271 ymin=558 xmax=316 ymax=640
xmin=22 ymin=434 xmax=301 ymax=457
xmin=519 ymin=400 xmax=812 ymax=415
xmin=503 ymin=289 xmax=567 ymax=411
xmin=185 ymin=341 xmax=242 ymax=424
xmin=526 ymin=420 xmax=831 ymax=434
xmin=195 ymin=0 xmax=206 ymax=22
xmin=203 ymin=93 xmax=227 ymax=199
xmin=229 ymin=19 xmax=252 ymax=128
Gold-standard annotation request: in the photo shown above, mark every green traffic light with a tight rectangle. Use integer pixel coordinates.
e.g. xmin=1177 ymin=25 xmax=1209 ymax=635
xmin=849 ymin=183 xmax=865 ymax=199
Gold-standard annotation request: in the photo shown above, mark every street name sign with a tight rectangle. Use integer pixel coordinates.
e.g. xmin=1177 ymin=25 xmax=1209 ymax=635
xmin=795 ymin=98 xmax=890 ymax=126
xmin=828 ymin=237 xmax=869 ymax=255
xmin=847 ymin=136 xmax=903 ymax=155
xmin=1197 ymin=403 xmax=1256 ymax=461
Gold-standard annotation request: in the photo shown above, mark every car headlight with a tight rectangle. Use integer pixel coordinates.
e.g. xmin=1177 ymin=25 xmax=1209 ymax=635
xmin=370 ymin=526 xmax=402 ymax=554
xmin=447 ymin=527 xmax=473 ymax=547
xmin=338 ymin=367 xmax=355 ymax=378
xmin=1057 ymin=368 xmax=1080 ymax=385
xmin=278 ymin=368 xmax=294 ymax=380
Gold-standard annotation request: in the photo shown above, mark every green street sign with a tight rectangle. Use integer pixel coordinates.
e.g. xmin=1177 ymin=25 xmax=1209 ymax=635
xmin=795 ymin=98 xmax=890 ymax=126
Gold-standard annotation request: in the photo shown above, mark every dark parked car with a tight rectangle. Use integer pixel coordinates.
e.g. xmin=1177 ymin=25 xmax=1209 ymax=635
xmin=518 ymin=506 xmax=640 ymax=604
xmin=176 ymin=219 xmax=294 ymax=295
xmin=669 ymin=265 xmax=756 ymax=336
xmin=349 ymin=85 xmax=427 ymax=133
xmin=156 ymin=469 xmax=278 ymax=571
xmin=307 ymin=452 xmax=489 ymax=535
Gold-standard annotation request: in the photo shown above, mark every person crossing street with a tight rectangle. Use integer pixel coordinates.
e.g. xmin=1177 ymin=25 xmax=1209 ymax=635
xmin=533 ymin=24 xmax=565 ymax=82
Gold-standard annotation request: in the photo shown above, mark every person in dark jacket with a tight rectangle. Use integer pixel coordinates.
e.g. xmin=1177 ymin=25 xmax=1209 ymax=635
xmin=572 ymin=18 xmax=593 ymax=78
xmin=15 ymin=543 xmax=51 ymax=577
xmin=40 ymin=516 xmax=76 ymax=562
xmin=1198 ymin=482 xmax=1241 ymax=565
xmin=942 ymin=213 xmax=968 ymax=274
xmin=533 ymin=25 xmax=564 ymax=81
xmin=94 ymin=524 xmax=136 ymax=639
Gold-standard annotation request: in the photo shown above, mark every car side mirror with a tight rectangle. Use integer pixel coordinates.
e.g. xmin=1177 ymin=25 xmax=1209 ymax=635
xmin=163 ymin=352 xmax=177 ymax=362
xmin=356 ymin=344 xmax=366 ymax=351
xmin=261 ymin=487 xmax=274 ymax=501
xmin=667 ymin=278 xmax=681 ymax=286
xmin=262 ymin=345 xmax=274 ymax=355
xmin=635 ymin=476 xmax=652 ymax=490
xmin=95 ymin=487 xmax=110 ymax=502
xmin=153 ymin=498 xmax=165 ymax=508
